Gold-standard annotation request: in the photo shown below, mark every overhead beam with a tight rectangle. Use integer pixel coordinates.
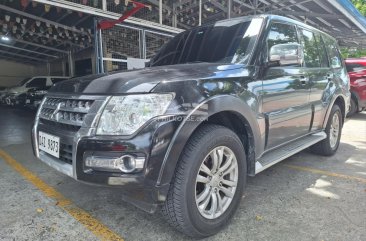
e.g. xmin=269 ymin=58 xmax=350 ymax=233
xmin=32 ymin=0 xmax=183 ymax=34
xmin=270 ymin=10 xmax=344 ymax=19
xmin=0 ymin=43 xmax=58 ymax=58
xmin=0 ymin=55 xmax=37 ymax=65
xmin=0 ymin=50 xmax=47 ymax=62
xmin=0 ymin=4 xmax=86 ymax=34
xmin=13 ymin=39 xmax=68 ymax=54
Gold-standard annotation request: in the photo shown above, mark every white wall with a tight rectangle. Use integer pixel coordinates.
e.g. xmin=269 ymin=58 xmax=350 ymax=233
xmin=0 ymin=59 xmax=48 ymax=87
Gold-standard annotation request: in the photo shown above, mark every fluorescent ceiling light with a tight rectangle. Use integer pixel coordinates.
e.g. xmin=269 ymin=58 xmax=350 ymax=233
xmin=1 ymin=36 xmax=10 ymax=41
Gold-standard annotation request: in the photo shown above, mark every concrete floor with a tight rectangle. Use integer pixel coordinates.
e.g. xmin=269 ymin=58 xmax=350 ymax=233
xmin=0 ymin=106 xmax=365 ymax=241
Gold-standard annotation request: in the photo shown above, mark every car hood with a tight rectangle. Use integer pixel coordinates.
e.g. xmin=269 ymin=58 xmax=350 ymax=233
xmin=7 ymin=86 xmax=25 ymax=94
xmin=49 ymin=63 xmax=245 ymax=94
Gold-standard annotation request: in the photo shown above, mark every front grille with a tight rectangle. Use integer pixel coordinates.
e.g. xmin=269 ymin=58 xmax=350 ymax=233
xmin=37 ymin=95 xmax=107 ymax=166
xmin=39 ymin=119 xmax=80 ymax=132
xmin=39 ymin=97 xmax=95 ymax=131
xmin=60 ymin=143 xmax=73 ymax=164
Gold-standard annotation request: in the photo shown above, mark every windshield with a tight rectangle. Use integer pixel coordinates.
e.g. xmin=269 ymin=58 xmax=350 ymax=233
xmin=17 ymin=77 xmax=31 ymax=86
xmin=150 ymin=18 xmax=263 ymax=67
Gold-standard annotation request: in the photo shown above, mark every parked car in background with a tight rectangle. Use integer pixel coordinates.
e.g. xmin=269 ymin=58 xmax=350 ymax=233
xmin=0 ymin=86 xmax=9 ymax=105
xmin=32 ymin=15 xmax=350 ymax=238
xmin=24 ymin=77 xmax=69 ymax=109
xmin=5 ymin=76 xmax=69 ymax=107
xmin=345 ymin=58 xmax=366 ymax=116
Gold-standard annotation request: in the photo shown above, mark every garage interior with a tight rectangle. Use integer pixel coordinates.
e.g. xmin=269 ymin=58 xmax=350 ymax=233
xmin=0 ymin=0 xmax=365 ymax=240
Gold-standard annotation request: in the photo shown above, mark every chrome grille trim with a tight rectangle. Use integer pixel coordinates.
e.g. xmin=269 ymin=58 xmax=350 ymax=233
xmin=38 ymin=95 xmax=108 ymax=130
xmin=33 ymin=94 xmax=110 ymax=178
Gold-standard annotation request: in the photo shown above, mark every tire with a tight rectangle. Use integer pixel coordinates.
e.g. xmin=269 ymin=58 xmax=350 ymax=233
xmin=161 ymin=124 xmax=246 ymax=238
xmin=347 ymin=98 xmax=357 ymax=117
xmin=310 ymin=104 xmax=342 ymax=156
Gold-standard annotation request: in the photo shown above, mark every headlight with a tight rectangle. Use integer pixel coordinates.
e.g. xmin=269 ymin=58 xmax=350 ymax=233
xmin=97 ymin=93 xmax=174 ymax=135
xmin=31 ymin=90 xmax=48 ymax=96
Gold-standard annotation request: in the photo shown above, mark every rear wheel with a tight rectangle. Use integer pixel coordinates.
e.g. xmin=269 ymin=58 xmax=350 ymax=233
xmin=161 ymin=124 xmax=246 ymax=238
xmin=311 ymin=104 xmax=342 ymax=156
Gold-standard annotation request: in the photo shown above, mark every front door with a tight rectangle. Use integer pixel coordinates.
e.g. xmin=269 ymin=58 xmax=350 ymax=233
xmin=261 ymin=22 xmax=312 ymax=149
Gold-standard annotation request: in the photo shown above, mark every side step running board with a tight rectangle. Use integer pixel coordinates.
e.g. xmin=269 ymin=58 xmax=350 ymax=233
xmin=255 ymin=132 xmax=327 ymax=174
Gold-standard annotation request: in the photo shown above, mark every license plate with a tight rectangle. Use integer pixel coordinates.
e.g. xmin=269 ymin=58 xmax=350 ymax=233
xmin=38 ymin=131 xmax=60 ymax=158
xmin=26 ymin=99 xmax=30 ymax=104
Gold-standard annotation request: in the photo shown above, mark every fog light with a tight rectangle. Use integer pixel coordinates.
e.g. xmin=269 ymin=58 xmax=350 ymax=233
xmin=85 ymin=154 xmax=145 ymax=173
xmin=114 ymin=155 xmax=136 ymax=173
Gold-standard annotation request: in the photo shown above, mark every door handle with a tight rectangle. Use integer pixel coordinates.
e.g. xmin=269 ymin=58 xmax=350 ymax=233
xmin=300 ymin=76 xmax=309 ymax=85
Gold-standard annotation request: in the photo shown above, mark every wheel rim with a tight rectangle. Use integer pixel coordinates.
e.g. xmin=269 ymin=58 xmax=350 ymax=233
xmin=329 ymin=112 xmax=340 ymax=149
xmin=195 ymin=146 xmax=238 ymax=219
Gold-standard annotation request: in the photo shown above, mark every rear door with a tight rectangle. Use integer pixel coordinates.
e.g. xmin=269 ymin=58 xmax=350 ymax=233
xmin=261 ymin=22 xmax=312 ymax=149
xmin=298 ymin=28 xmax=332 ymax=131
xmin=316 ymin=34 xmax=347 ymax=124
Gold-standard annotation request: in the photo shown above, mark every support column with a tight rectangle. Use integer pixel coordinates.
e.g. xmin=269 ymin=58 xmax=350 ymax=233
xmin=62 ymin=60 xmax=66 ymax=76
xmin=102 ymin=0 xmax=107 ymax=11
xmin=228 ymin=0 xmax=232 ymax=19
xmin=142 ymin=30 xmax=147 ymax=59
xmin=172 ymin=3 xmax=177 ymax=28
xmin=68 ymin=51 xmax=75 ymax=77
xmin=159 ymin=0 xmax=163 ymax=24
xmin=47 ymin=62 xmax=51 ymax=75
xmin=199 ymin=0 xmax=202 ymax=26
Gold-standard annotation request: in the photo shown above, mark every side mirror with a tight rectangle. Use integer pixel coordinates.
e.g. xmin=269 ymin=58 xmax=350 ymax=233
xmin=269 ymin=43 xmax=303 ymax=67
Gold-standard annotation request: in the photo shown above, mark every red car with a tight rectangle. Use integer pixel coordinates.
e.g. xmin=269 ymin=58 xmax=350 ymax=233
xmin=345 ymin=58 xmax=366 ymax=116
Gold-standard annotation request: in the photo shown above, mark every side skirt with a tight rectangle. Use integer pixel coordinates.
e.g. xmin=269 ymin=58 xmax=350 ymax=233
xmin=255 ymin=131 xmax=327 ymax=174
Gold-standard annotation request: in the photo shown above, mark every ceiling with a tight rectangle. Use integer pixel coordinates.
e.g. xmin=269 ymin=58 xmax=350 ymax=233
xmin=0 ymin=0 xmax=94 ymax=65
xmin=1 ymin=0 xmax=366 ymax=65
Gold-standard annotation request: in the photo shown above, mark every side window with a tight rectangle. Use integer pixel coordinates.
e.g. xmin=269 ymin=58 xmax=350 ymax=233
xmin=267 ymin=22 xmax=300 ymax=66
xmin=51 ymin=78 xmax=68 ymax=84
xmin=323 ymin=35 xmax=342 ymax=69
xmin=299 ymin=29 xmax=321 ymax=68
xmin=26 ymin=78 xmax=47 ymax=88
xmin=345 ymin=63 xmax=366 ymax=72
xmin=314 ymin=33 xmax=329 ymax=67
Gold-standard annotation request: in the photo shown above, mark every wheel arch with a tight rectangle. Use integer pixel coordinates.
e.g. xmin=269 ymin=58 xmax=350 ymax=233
xmin=323 ymin=94 xmax=347 ymax=128
xmin=156 ymin=95 xmax=264 ymax=187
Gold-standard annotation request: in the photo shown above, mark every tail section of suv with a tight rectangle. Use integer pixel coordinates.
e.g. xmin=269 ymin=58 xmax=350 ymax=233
xmin=345 ymin=58 xmax=366 ymax=116
xmin=31 ymin=15 xmax=350 ymax=237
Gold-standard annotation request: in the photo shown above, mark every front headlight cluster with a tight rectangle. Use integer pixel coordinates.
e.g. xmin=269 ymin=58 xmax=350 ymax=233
xmin=97 ymin=93 xmax=174 ymax=135
xmin=30 ymin=90 xmax=48 ymax=96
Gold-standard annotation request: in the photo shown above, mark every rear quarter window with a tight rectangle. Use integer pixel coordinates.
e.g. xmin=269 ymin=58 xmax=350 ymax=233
xmin=322 ymin=35 xmax=343 ymax=69
xmin=345 ymin=63 xmax=366 ymax=72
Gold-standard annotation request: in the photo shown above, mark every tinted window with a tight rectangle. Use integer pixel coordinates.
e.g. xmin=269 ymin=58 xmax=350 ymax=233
xmin=345 ymin=63 xmax=366 ymax=72
xmin=27 ymin=78 xmax=46 ymax=88
xmin=300 ymin=29 xmax=321 ymax=68
xmin=51 ymin=78 xmax=68 ymax=84
xmin=314 ymin=33 xmax=329 ymax=67
xmin=323 ymin=35 xmax=342 ymax=69
xmin=150 ymin=19 xmax=261 ymax=66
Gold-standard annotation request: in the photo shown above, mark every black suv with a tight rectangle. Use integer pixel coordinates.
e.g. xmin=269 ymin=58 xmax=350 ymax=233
xmin=32 ymin=15 xmax=350 ymax=237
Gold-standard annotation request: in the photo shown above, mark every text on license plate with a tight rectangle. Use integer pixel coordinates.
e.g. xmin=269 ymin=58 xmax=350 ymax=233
xmin=38 ymin=131 xmax=60 ymax=158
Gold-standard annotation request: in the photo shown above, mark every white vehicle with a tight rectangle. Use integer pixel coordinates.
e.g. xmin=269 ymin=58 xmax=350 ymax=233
xmin=5 ymin=76 xmax=69 ymax=106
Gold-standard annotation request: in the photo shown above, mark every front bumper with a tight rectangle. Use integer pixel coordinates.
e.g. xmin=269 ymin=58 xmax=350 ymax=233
xmin=32 ymin=113 xmax=181 ymax=212
xmin=5 ymin=94 xmax=25 ymax=106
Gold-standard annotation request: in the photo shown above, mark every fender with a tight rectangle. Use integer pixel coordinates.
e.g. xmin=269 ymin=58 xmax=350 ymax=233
xmin=322 ymin=92 xmax=348 ymax=129
xmin=156 ymin=94 xmax=265 ymax=187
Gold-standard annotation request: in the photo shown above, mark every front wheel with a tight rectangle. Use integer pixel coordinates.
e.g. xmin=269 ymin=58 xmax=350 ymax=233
xmin=310 ymin=104 xmax=342 ymax=156
xmin=161 ymin=124 xmax=246 ymax=238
